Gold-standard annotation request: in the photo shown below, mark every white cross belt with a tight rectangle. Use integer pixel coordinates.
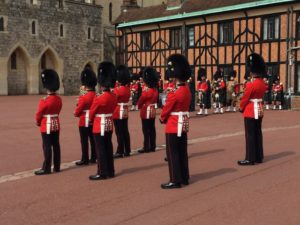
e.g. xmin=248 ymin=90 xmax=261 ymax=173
xmin=118 ymin=103 xmax=129 ymax=119
xmin=83 ymin=110 xmax=89 ymax=128
xmin=249 ymin=99 xmax=263 ymax=119
xmin=95 ymin=114 xmax=113 ymax=136
xmin=170 ymin=112 xmax=189 ymax=137
xmin=43 ymin=114 xmax=58 ymax=134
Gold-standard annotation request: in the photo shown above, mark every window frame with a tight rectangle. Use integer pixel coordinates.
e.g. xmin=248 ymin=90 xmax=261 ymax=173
xmin=140 ymin=31 xmax=151 ymax=51
xmin=186 ymin=26 xmax=195 ymax=48
xmin=169 ymin=27 xmax=181 ymax=49
xmin=11 ymin=52 xmax=17 ymax=70
xmin=261 ymin=16 xmax=280 ymax=41
xmin=218 ymin=21 xmax=234 ymax=45
xmin=218 ymin=65 xmax=233 ymax=81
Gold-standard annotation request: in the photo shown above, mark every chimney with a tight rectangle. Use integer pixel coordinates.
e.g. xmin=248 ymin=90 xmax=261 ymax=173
xmin=167 ymin=0 xmax=183 ymax=8
xmin=121 ymin=0 xmax=140 ymax=12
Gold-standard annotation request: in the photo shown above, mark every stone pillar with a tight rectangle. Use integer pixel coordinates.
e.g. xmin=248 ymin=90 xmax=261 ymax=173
xmin=0 ymin=57 xmax=8 ymax=95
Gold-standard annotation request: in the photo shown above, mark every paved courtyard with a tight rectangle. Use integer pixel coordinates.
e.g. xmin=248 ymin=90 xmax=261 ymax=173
xmin=0 ymin=96 xmax=299 ymax=225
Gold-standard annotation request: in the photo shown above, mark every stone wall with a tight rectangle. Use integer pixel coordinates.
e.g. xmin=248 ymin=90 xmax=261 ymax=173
xmin=0 ymin=0 xmax=102 ymax=95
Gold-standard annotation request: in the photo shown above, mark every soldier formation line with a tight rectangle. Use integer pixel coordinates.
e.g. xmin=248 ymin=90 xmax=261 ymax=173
xmin=35 ymin=52 xmax=272 ymax=189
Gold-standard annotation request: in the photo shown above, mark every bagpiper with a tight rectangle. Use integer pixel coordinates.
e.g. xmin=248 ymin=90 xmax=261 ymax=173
xmin=226 ymin=70 xmax=239 ymax=112
xmin=196 ymin=68 xmax=210 ymax=115
xmin=89 ymin=62 xmax=117 ymax=180
xmin=160 ymin=54 xmax=191 ymax=189
xmin=272 ymin=76 xmax=284 ymax=110
xmin=137 ymin=67 xmax=159 ymax=153
xmin=263 ymin=76 xmax=271 ymax=110
xmin=35 ymin=69 xmax=62 ymax=175
xmin=238 ymin=53 xmax=267 ymax=165
xmin=74 ymin=68 xmax=97 ymax=166
xmin=113 ymin=65 xmax=131 ymax=158
xmin=130 ymin=75 xmax=139 ymax=111
xmin=212 ymin=70 xmax=226 ymax=114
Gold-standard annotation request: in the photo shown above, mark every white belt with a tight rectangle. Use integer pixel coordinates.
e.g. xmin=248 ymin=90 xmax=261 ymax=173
xmin=95 ymin=114 xmax=112 ymax=136
xmin=118 ymin=103 xmax=129 ymax=119
xmin=146 ymin=104 xmax=156 ymax=119
xmin=250 ymin=99 xmax=263 ymax=119
xmin=43 ymin=114 xmax=58 ymax=134
xmin=83 ymin=110 xmax=89 ymax=128
xmin=170 ymin=112 xmax=189 ymax=137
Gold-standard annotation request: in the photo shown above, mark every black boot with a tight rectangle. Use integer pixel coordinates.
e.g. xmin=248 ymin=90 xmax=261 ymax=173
xmin=237 ymin=160 xmax=255 ymax=166
xmin=34 ymin=169 xmax=51 ymax=175
xmin=161 ymin=182 xmax=182 ymax=189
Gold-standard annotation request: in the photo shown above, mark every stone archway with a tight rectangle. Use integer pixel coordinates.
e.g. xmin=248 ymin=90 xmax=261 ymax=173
xmin=7 ymin=46 xmax=30 ymax=95
xmin=38 ymin=47 xmax=64 ymax=94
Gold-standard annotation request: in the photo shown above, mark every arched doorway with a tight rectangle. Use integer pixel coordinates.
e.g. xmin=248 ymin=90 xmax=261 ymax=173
xmin=7 ymin=47 xmax=30 ymax=95
xmin=39 ymin=48 xmax=59 ymax=94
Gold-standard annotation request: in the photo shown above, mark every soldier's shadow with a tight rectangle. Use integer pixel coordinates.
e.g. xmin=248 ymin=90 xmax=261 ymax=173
xmin=189 ymin=149 xmax=225 ymax=159
xmin=191 ymin=168 xmax=237 ymax=184
xmin=264 ymin=151 xmax=296 ymax=162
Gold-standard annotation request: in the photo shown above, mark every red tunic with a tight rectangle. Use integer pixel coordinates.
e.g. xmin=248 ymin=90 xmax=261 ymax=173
xmin=160 ymin=84 xmax=191 ymax=134
xmin=137 ymin=87 xmax=158 ymax=119
xmin=89 ymin=91 xmax=117 ymax=134
xmin=197 ymin=81 xmax=208 ymax=92
xmin=273 ymin=84 xmax=283 ymax=92
xmin=113 ymin=85 xmax=131 ymax=120
xmin=74 ymin=91 xmax=96 ymax=127
xmin=130 ymin=83 xmax=138 ymax=92
xmin=240 ymin=78 xmax=267 ymax=118
xmin=35 ymin=94 xmax=62 ymax=133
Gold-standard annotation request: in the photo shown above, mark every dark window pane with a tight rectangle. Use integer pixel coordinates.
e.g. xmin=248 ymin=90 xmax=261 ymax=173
xmin=219 ymin=22 xmax=233 ymax=44
xmin=109 ymin=3 xmax=113 ymax=23
xmin=170 ymin=28 xmax=181 ymax=48
xmin=187 ymin=27 xmax=194 ymax=47
xmin=88 ymin=27 xmax=91 ymax=39
xmin=60 ymin=24 xmax=64 ymax=37
xmin=0 ymin=17 xmax=4 ymax=31
xmin=141 ymin=32 xmax=151 ymax=50
xmin=32 ymin=21 xmax=36 ymax=35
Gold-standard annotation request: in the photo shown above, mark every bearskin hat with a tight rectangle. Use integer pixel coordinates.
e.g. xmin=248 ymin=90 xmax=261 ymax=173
xmin=81 ymin=68 xmax=97 ymax=88
xmin=143 ymin=67 xmax=159 ymax=88
xmin=116 ymin=65 xmax=130 ymax=85
xmin=197 ymin=68 xmax=206 ymax=81
xmin=213 ymin=70 xmax=222 ymax=81
xmin=273 ymin=76 xmax=280 ymax=82
xmin=230 ymin=70 xmax=237 ymax=78
xmin=41 ymin=69 xmax=60 ymax=92
xmin=246 ymin=53 xmax=266 ymax=77
xmin=97 ymin=62 xmax=116 ymax=88
xmin=166 ymin=54 xmax=191 ymax=81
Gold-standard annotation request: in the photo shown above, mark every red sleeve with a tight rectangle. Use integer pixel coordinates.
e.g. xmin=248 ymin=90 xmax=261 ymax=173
xmin=160 ymin=92 xmax=176 ymax=123
xmin=220 ymin=81 xmax=225 ymax=89
xmin=89 ymin=97 xmax=100 ymax=122
xmin=74 ymin=96 xmax=85 ymax=117
xmin=240 ymin=83 xmax=253 ymax=111
xmin=35 ymin=99 xmax=47 ymax=125
xmin=137 ymin=90 xmax=148 ymax=109
xmin=196 ymin=82 xmax=201 ymax=91
xmin=202 ymin=82 xmax=208 ymax=92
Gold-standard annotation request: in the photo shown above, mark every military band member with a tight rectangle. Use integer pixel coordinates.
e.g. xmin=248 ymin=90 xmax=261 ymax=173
xmin=196 ymin=68 xmax=210 ymax=115
xmin=89 ymin=62 xmax=117 ymax=180
xmin=272 ymin=77 xmax=284 ymax=110
xmin=160 ymin=54 xmax=191 ymax=189
xmin=35 ymin=69 xmax=62 ymax=175
xmin=74 ymin=68 xmax=97 ymax=166
xmin=137 ymin=67 xmax=159 ymax=153
xmin=113 ymin=65 xmax=131 ymax=158
xmin=226 ymin=71 xmax=239 ymax=112
xmin=238 ymin=53 xmax=267 ymax=165
xmin=130 ymin=76 xmax=140 ymax=111
xmin=263 ymin=77 xmax=271 ymax=110
xmin=212 ymin=71 xmax=226 ymax=114
xmin=187 ymin=76 xmax=196 ymax=112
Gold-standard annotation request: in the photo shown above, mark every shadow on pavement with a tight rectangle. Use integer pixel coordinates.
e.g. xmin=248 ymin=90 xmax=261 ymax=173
xmin=119 ymin=162 xmax=166 ymax=176
xmin=191 ymin=168 xmax=237 ymax=184
xmin=264 ymin=151 xmax=296 ymax=162
xmin=189 ymin=149 xmax=225 ymax=159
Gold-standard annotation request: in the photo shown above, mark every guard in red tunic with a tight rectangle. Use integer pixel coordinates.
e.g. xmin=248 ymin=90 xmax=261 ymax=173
xmin=137 ymin=67 xmax=159 ymax=153
xmin=113 ymin=65 xmax=131 ymax=158
xmin=196 ymin=68 xmax=210 ymax=115
xmin=238 ymin=53 xmax=267 ymax=165
xmin=272 ymin=76 xmax=284 ymax=110
xmin=35 ymin=69 xmax=62 ymax=175
xmin=160 ymin=54 xmax=192 ymax=189
xmin=89 ymin=62 xmax=117 ymax=180
xmin=74 ymin=68 xmax=97 ymax=166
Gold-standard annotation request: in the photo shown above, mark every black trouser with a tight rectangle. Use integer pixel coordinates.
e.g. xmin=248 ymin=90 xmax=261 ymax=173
xmin=41 ymin=132 xmax=61 ymax=172
xmin=113 ymin=119 xmax=131 ymax=155
xmin=244 ymin=117 xmax=264 ymax=162
xmin=166 ymin=133 xmax=189 ymax=183
xmin=141 ymin=119 xmax=156 ymax=152
xmin=79 ymin=126 xmax=96 ymax=162
xmin=94 ymin=132 xmax=114 ymax=176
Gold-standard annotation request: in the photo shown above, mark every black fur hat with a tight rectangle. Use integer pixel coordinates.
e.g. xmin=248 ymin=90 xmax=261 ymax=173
xmin=166 ymin=54 xmax=191 ymax=81
xmin=97 ymin=62 xmax=116 ymax=88
xmin=230 ymin=70 xmax=237 ymax=78
xmin=41 ymin=69 xmax=60 ymax=92
xmin=81 ymin=68 xmax=97 ymax=88
xmin=213 ymin=70 xmax=222 ymax=81
xmin=197 ymin=68 xmax=206 ymax=81
xmin=116 ymin=65 xmax=130 ymax=85
xmin=246 ymin=53 xmax=266 ymax=77
xmin=143 ymin=67 xmax=159 ymax=88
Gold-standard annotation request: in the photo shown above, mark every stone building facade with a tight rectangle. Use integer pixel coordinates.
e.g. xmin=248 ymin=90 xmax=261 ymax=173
xmin=0 ymin=0 xmax=102 ymax=95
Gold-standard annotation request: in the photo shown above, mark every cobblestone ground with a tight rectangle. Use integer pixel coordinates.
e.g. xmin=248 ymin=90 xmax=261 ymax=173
xmin=0 ymin=96 xmax=299 ymax=225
